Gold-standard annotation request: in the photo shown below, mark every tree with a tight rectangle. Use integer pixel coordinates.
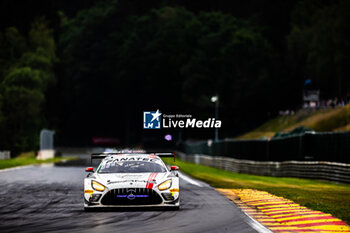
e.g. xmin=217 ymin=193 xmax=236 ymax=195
xmin=0 ymin=18 xmax=56 ymax=154
xmin=1 ymin=86 xmax=44 ymax=152
xmin=59 ymin=4 xmax=278 ymax=141
xmin=287 ymin=0 xmax=350 ymax=99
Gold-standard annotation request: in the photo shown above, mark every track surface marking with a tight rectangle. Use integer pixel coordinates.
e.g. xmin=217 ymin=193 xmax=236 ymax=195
xmin=217 ymin=189 xmax=350 ymax=233
xmin=0 ymin=165 xmax=259 ymax=233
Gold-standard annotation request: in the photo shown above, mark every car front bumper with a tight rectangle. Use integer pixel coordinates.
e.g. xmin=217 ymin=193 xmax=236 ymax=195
xmin=84 ymin=187 xmax=180 ymax=208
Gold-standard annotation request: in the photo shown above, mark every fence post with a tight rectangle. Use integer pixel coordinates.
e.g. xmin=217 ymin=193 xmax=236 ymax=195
xmin=298 ymin=134 xmax=303 ymax=160
xmin=266 ymin=139 xmax=270 ymax=161
xmin=37 ymin=129 xmax=55 ymax=160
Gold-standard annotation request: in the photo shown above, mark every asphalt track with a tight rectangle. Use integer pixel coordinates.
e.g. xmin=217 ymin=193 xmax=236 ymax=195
xmin=0 ymin=158 xmax=263 ymax=233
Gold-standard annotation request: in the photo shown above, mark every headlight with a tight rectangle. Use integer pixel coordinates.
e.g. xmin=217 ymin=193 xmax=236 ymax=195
xmin=158 ymin=180 xmax=172 ymax=191
xmin=91 ymin=180 xmax=105 ymax=191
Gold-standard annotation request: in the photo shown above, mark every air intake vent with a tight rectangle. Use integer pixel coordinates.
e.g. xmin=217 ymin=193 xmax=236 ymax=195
xmin=101 ymin=188 xmax=163 ymax=205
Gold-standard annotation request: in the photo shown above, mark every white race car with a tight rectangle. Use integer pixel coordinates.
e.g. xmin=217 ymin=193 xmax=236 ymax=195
xmin=84 ymin=152 xmax=180 ymax=210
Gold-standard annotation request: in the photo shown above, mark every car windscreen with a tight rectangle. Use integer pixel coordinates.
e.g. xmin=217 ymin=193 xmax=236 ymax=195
xmin=98 ymin=161 xmax=167 ymax=173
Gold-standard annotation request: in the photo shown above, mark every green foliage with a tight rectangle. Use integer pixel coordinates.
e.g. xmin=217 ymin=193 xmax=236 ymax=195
xmin=0 ymin=27 xmax=27 ymax=80
xmin=2 ymin=86 xmax=44 ymax=125
xmin=28 ymin=18 xmax=57 ymax=60
xmin=1 ymin=86 xmax=45 ymax=152
xmin=59 ymin=4 xmax=278 ymax=139
xmin=238 ymin=105 xmax=350 ymax=139
xmin=0 ymin=156 xmax=78 ymax=170
xmin=4 ymin=27 xmax=27 ymax=58
xmin=309 ymin=105 xmax=350 ymax=131
xmin=287 ymin=0 xmax=350 ymax=98
xmin=0 ymin=93 xmax=4 ymax=127
xmin=0 ymin=18 xmax=56 ymax=154
xmin=3 ymin=67 xmax=43 ymax=90
xmin=1 ymin=0 xmax=349 ymax=146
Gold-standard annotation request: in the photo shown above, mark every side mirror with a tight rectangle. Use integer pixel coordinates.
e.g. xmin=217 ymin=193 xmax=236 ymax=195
xmin=170 ymin=166 xmax=179 ymax=171
xmin=85 ymin=167 xmax=94 ymax=172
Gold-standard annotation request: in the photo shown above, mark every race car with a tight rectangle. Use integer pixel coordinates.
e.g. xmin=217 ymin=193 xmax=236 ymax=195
xmin=84 ymin=152 xmax=180 ymax=210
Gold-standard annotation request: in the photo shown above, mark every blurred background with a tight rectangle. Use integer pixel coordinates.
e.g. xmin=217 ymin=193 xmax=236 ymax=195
xmin=0 ymin=0 xmax=349 ymax=154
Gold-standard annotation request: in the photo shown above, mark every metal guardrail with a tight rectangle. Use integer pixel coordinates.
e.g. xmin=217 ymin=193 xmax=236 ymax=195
xmin=177 ymin=152 xmax=350 ymax=184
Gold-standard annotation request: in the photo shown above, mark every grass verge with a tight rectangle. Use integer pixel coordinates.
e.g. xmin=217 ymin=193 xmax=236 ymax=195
xmin=237 ymin=105 xmax=350 ymax=139
xmin=0 ymin=152 xmax=78 ymax=170
xmin=163 ymin=158 xmax=350 ymax=223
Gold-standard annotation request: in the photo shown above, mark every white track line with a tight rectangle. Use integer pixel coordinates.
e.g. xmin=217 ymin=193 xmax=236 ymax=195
xmin=0 ymin=165 xmax=34 ymax=173
xmin=179 ymin=172 xmax=203 ymax=187
xmin=178 ymin=171 xmax=270 ymax=232
xmin=241 ymin=209 xmax=273 ymax=233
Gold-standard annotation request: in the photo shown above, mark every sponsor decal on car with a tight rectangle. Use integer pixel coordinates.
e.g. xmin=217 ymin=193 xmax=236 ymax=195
xmin=116 ymin=189 xmax=150 ymax=200
xmin=108 ymin=180 xmax=148 ymax=184
xmin=146 ymin=173 xmax=158 ymax=189
xmin=110 ymin=157 xmax=157 ymax=162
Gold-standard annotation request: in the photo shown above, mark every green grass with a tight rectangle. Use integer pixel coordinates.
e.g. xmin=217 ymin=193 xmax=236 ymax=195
xmin=236 ymin=115 xmax=297 ymax=139
xmin=163 ymin=158 xmax=350 ymax=223
xmin=237 ymin=105 xmax=350 ymax=139
xmin=0 ymin=152 xmax=78 ymax=170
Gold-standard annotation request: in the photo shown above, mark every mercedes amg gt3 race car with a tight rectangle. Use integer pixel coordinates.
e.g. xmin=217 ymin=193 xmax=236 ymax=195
xmin=84 ymin=151 xmax=180 ymax=210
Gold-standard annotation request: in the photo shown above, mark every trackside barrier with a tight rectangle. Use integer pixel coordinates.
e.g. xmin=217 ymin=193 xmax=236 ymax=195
xmin=182 ymin=131 xmax=350 ymax=163
xmin=176 ymin=152 xmax=350 ymax=184
xmin=0 ymin=151 xmax=11 ymax=160
xmin=38 ymin=129 xmax=55 ymax=160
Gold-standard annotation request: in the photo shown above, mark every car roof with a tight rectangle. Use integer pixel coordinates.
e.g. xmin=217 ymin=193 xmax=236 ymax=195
xmin=100 ymin=154 xmax=165 ymax=167
xmin=105 ymin=153 xmax=157 ymax=157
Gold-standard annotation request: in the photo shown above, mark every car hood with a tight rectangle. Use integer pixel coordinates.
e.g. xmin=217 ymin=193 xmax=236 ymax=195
xmin=95 ymin=172 xmax=168 ymax=186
